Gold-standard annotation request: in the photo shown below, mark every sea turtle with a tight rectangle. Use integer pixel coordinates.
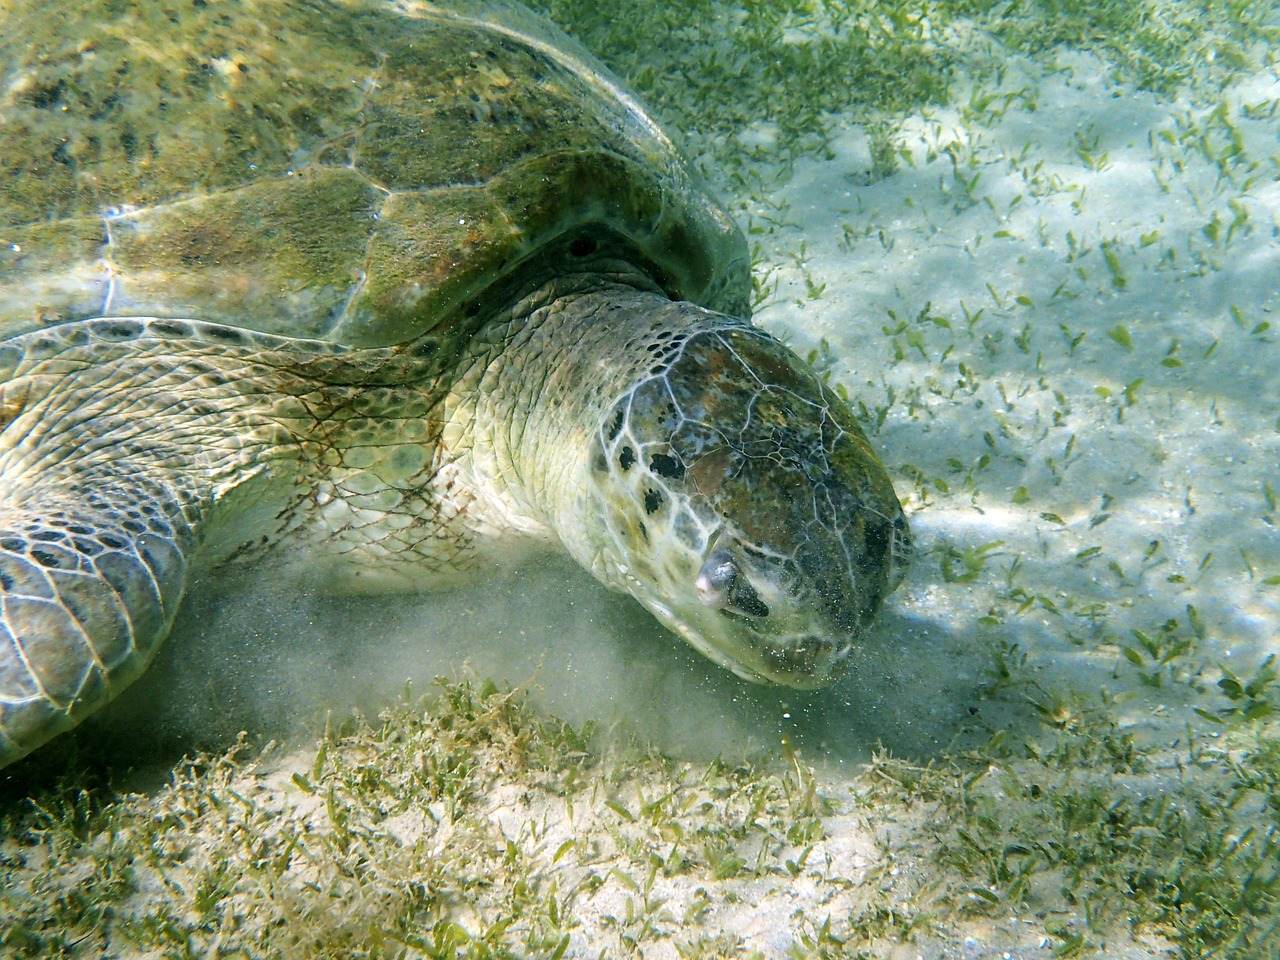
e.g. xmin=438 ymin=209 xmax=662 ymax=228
xmin=0 ymin=0 xmax=910 ymax=769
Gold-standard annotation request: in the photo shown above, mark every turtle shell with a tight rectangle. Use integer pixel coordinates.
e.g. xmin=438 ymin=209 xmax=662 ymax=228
xmin=0 ymin=0 xmax=748 ymax=347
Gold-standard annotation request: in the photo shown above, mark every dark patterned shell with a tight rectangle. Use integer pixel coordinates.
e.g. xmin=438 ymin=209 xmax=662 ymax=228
xmin=0 ymin=0 xmax=748 ymax=347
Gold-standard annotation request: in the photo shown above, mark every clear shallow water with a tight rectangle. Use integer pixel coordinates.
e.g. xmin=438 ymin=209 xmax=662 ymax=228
xmin=751 ymin=48 xmax=1280 ymax=746
xmin=75 ymin=6 xmax=1280 ymax=781
xmin=4 ymin=4 xmax=1278 ymax=959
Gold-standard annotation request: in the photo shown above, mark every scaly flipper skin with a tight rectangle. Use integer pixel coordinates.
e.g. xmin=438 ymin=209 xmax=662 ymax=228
xmin=0 ymin=318 xmax=361 ymax=765
xmin=0 ymin=472 xmax=192 ymax=759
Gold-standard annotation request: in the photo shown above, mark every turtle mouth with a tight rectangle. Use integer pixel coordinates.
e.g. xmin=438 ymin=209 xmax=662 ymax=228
xmin=662 ymin=540 xmax=852 ymax=687
xmin=757 ymin=632 xmax=853 ymax=688
xmin=642 ymin=591 xmax=853 ymax=689
xmin=699 ymin=622 xmax=851 ymax=689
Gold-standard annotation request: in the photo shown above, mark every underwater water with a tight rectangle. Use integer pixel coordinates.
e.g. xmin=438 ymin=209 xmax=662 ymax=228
xmin=94 ymin=0 xmax=1280 ymax=771
xmin=2 ymin=2 xmax=1278 ymax=958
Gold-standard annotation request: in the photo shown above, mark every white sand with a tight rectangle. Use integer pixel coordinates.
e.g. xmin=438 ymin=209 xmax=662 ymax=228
xmin=750 ymin=45 xmax=1279 ymax=741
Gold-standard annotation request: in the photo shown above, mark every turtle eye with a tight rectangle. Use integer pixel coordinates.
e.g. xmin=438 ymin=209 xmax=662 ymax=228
xmin=695 ymin=550 xmax=737 ymax=607
xmin=695 ymin=550 xmax=770 ymax=619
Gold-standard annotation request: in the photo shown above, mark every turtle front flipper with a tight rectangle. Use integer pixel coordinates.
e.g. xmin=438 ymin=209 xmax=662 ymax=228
xmin=0 ymin=318 xmax=315 ymax=769
xmin=0 ymin=474 xmax=194 ymax=765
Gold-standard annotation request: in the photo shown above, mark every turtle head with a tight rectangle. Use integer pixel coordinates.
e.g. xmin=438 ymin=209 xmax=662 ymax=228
xmin=585 ymin=324 xmax=911 ymax=688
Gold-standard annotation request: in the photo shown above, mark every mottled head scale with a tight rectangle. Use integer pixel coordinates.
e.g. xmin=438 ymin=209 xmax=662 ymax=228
xmin=587 ymin=325 xmax=911 ymax=687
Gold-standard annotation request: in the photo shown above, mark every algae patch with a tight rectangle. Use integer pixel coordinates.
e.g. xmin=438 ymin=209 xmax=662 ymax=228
xmin=1 ymin=678 xmax=1277 ymax=958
